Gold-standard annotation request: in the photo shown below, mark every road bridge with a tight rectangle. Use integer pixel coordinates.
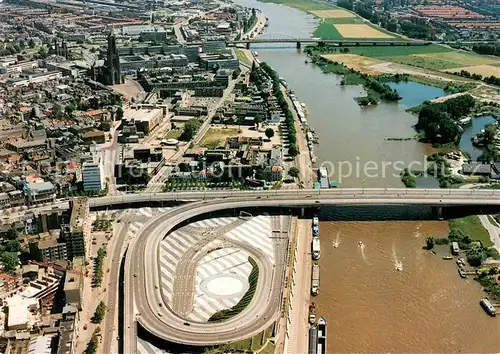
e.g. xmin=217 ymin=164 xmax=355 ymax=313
xmin=121 ymin=188 xmax=500 ymax=352
xmin=90 ymin=188 xmax=500 ymax=209
xmin=223 ymin=37 xmax=497 ymax=49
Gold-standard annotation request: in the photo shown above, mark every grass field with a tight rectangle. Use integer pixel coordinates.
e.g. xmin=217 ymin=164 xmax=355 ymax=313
xmin=313 ymin=22 xmax=342 ymax=39
xmin=199 ymin=126 xmax=239 ymax=149
xmin=234 ymin=48 xmax=251 ymax=66
xmin=445 ymin=64 xmax=500 ymax=77
xmin=335 ymin=24 xmax=394 ymax=38
xmin=310 ymin=9 xmax=355 ymax=18
xmin=165 ymin=125 xmax=184 ymax=140
xmin=449 ymin=216 xmax=492 ymax=247
xmin=322 ymin=53 xmax=387 ymax=73
xmin=344 ymin=44 xmax=452 ymax=57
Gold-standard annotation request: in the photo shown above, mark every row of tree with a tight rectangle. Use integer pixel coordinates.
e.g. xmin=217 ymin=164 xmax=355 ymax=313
xmin=93 ymin=247 xmax=106 ymax=288
xmin=450 ymin=69 xmax=500 ymax=86
xmin=259 ymin=63 xmax=299 ymax=157
xmin=416 ymin=94 xmax=476 ymax=144
xmin=472 ymin=43 xmax=500 ymax=57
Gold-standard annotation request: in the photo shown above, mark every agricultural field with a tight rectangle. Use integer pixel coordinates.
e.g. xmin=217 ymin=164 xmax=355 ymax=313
xmin=310 ymin=9 xmax=356 ymax=18
xmin=335 ymin=24 xmax=394 ymax=38
xmin=313 ymin=22 xmax=342 ymax=39
xmin=381 ymin=51 xmax=500 ymax=72
xmin=321 ymin=53 xmax=387 ymax=74
xmin=443 ymin=64 xmax=500 ymax=77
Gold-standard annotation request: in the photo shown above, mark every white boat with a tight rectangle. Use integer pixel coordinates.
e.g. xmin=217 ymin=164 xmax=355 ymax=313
xmin=358 ymin=241 xmax=364 ymax=247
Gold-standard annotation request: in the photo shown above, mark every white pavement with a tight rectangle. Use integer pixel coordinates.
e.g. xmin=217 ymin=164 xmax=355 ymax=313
xmin=190 ymin=248 xmax=252 ymax=322
xmin=284 ymin=218 xmax=312 ymax=354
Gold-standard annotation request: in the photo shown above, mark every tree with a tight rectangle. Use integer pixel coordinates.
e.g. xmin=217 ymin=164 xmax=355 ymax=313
xmin=425 ymin=237 xmax=435 ymax=250
xmin=52 ymin=103 xmax=63 ymax=119
xmin=65 ymin=104 xmax=75 ymax=117
xmin=1 ymin=252 xmax=19 ymax=273
xmin=288 ymin=144 xmax=299 ymax=157
xmin=116 ymin=107 xmax=124 ymax=120
xmin=288 ymin=166 xmax=300 ymax=178
xmin=28 ymin=39 xmax=35 ymax=48
xmin=93 ymin=301 xmax=107 ymax=323
xmin=265 ymin=127 xmax=275 ymax=140
xmin=85 ymin=331 xmax=99 ymax=354
xmin=6 ymin=228 xmax=19 ymax=240
xmin=180 ymin=119 xmax=201 ymax=141
xmin=5 ymin=239 xmax=21 ymax=253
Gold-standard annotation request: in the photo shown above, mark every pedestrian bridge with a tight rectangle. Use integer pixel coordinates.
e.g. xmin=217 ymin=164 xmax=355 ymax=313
xmin=89 ymin=188 xmax=500 ymax=208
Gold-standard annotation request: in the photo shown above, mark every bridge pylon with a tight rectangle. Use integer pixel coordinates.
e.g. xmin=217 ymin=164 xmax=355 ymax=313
xmin=296 ymin=41 xmax=301 ymax=50
xmin=246 ymin=42 xmax=250 ymax=50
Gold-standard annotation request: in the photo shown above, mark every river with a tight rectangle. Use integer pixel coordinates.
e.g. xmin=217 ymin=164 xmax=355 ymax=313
xmin=232 ymin=0 xmax=500 ymax=352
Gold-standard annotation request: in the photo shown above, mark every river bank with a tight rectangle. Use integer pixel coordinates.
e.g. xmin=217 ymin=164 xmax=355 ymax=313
xmin=230 ymin=0 xmax=500 ymax=352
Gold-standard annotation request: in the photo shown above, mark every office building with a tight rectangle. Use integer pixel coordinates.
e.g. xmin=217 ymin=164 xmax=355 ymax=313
xmin=82 ymin=162 xmax=103 ymax=192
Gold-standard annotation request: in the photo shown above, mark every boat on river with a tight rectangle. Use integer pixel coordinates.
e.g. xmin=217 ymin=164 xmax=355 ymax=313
xmin=458 ymin=268 xmax=467 ymax=279
xmin=442 ymin=255 xmax=453 ymax=260
xmin=480 ymin=298 xmax=496 ymax=317
xmin=317 ymin=317 xmax=327 ymax=354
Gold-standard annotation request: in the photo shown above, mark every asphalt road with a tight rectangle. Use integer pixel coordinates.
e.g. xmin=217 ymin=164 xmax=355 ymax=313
xmin=90 ymin=188 xmax=500 ymax=208
xmin=124 ymin=200 xmax=287 ymax=352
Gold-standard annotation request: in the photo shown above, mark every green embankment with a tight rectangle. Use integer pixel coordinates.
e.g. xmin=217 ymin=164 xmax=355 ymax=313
xmin=449 ymin=216 xmax=492 ymax=247
xmin=208 ymin=257 xmax=259 ymax=322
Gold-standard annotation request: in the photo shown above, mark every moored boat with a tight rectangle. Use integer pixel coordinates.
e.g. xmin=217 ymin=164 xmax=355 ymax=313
xmin=480 ymin=297 xmax=496 ymax=317
xmin=458 ymin=268 xmax=467 ymax=278
xmin=442 ymin=255 xmax=453 ymax=260
xmin=317 ymin=317 xmax=327 ymax=354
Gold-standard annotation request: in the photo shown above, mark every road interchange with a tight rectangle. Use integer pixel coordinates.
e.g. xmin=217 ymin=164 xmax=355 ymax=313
xmin=109 ymin=188 xmax=500 ymax=352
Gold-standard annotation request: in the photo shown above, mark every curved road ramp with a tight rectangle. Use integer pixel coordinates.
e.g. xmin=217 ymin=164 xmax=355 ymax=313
xmin=124 ymin=202 xmax=290 ymax=351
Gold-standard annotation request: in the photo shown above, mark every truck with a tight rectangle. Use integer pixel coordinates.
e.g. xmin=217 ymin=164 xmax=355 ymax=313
xmin=311 ymin=264 xmax=320 ymax=296
xmin=312 ymin=237 xmax=320 ymax=260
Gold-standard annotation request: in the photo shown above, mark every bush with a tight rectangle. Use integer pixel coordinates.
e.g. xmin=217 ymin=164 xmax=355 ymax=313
xmin=434 ymin=237 xmax=449 ymax=245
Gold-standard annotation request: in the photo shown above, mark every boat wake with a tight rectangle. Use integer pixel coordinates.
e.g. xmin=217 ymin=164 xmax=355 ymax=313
xmin=414 ymin=223 xmax=422 ymax=238
xmin=359 ymin=241 xmax=367 ymax=261
xmin=332 ymin=231 xmax=340 ymax=248
xmin=392 ymin=242 xmax=403 ymax=271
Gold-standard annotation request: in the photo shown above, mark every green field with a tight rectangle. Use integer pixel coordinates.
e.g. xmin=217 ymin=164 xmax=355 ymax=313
xmin=313 ymin=22 xmax=342 ymax=39
xmin=344 ymin=44 xmax=452 ymax=57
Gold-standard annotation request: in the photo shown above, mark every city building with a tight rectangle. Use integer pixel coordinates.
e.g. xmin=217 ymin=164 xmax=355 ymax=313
xmin=24 ymin=181 xmax=57 ymax=205
xmin=33 ymin=234 xmax=68 ymax=263
xmin=61 ymin=198 xmax=90 ymax=260
xmin=82 ymin=161 xmax=103 ymax=192
xmin=57 ymin=306 xmax=78 ymax=354
xmin=123 ymin=108 xmax=165 ymax=134
xmin=63 ymin=257 xmax=84 ymax=310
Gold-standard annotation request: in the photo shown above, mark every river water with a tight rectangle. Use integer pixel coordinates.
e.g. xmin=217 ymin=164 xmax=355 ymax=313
xmin=232 ymin=0 xmax=500 ymax=352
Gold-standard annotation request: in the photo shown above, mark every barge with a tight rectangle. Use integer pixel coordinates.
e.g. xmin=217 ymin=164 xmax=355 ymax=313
xmin=317 ymin=317 xmax=327 ymax=354
xmin=308 ymin=324 xmax=318 ymax=354
xmin=311 ymin=264 xmax=320 ymax=296
xmin=312 ymin=237 xmax=320 ymax=260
